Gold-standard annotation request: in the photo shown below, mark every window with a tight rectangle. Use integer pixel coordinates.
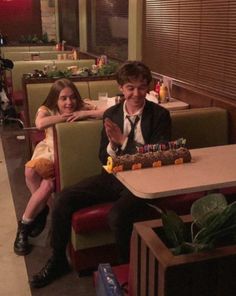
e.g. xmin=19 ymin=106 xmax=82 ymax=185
xmin=58 ymin=0 xmax=79 ymax=46
xmin=143 ymin=0 xmax=236 ymax=100
xmin=87 ymin=0 xmax=128 ymax=61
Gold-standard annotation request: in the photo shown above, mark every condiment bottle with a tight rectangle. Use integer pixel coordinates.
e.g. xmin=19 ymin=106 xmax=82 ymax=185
xmin=73 ymin=48 xmax=78 ymax=60
xmin=159 ymin=83 xmax=168 ymax=103
xmin=155 ymin=81 xmax=161 ymax=94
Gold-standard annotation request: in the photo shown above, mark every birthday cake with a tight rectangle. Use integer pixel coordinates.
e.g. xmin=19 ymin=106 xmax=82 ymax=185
xmin=106 ymin=139 xmax=191 ymax=173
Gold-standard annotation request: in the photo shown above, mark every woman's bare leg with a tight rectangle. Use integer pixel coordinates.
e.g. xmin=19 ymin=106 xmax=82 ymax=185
xmin=25 ymin=167 xmax=42 ymax=194
xmin=23 ymin=178 xmax=54 ymax=220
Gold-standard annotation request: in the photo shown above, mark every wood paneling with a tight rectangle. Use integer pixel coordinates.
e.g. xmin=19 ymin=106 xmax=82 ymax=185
xmin=130 ymin=217 xmax=236 ymax=296
xmin=169 ymin=79 xmax=236 ymax=144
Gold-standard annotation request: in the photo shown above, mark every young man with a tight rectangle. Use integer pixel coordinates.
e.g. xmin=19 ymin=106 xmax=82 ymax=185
xmin=30 ymin=60 xmax=171 ymax=288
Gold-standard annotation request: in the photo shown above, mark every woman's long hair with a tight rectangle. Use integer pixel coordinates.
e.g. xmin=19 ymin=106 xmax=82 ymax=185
xmin=42 ymin=78 xmax=84 ymax=112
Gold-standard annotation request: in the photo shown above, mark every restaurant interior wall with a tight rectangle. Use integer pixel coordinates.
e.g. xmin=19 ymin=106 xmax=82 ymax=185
xmin=142 ymin=0 xmax=236 ymax=144
xmin=40 ymin=0 xmax=57 ymax=42
xmin=0 ymin=0 xmax=42 ymax=44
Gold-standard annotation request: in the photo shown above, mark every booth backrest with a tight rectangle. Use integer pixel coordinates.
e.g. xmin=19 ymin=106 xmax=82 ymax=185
xmin=89 ymin=80 xmax=121 ymax=100
xmin=3 ymin=50 xmax=74 ymax=61
xmin=25 ymin=79 xmax=119 ymax=126
xmin=26 ymin=81 xmax=90 ymax=126
xmin=171 ymin=107 xmax=229 ymax=148
xmin=1 ymin=46 xmax=31 ymax=53
xmin=1 ymin=45 xmax=56 ymax=54
xmin=10 ymin=59 xmax=95 ymax=92
xmin=54 ymin=120 xmax=103 ymax=191
xmin=54 ymin=107 xmax=229 ymax=191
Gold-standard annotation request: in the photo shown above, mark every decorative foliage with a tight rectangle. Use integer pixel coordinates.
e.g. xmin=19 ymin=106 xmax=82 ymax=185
xmin=25 ymin=61 xmax=119 ymax=79
xmin=97 ymin=62 xmax=119 ymax=76
xmin=46 ymin=69 xmax=72 ymax=78
xmin=161 ymin=193 xmax=236 ymax=255
xmin=19 ymin=32 xmax=56 ymax=44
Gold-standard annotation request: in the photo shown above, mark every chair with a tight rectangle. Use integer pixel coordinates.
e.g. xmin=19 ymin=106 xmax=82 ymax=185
xmin=23 ymin=127 xmax=45 ymax=157
xmin=68 ymin=203 xmax=118 ymax=275
xmin=53 ymin=121 xmax=119 ymax=274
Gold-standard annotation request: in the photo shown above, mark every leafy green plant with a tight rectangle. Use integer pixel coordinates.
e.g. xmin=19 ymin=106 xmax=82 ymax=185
xmin=41 ymin=32 xmax=49 ymax=43
xmin=47 ymin=69 xmax=72 ymax=78
xmin=19 ymin=32 xmax=55 ymax=44
xmin=97 ymin=62 xmax=119 ymax=76
xmin=161 ymin=193 xmax=236 ymax=255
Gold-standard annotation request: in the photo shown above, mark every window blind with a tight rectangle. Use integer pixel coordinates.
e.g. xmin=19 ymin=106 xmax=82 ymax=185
xmin=143 ymin=0 xmax=236 ymax=99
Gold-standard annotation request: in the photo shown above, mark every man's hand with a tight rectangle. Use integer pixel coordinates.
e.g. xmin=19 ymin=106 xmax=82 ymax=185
xmin=104 ymin=118 xmax=126 ymax=149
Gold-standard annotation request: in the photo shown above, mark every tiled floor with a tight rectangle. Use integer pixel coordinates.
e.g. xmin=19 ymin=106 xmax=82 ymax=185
xmin=0 ymin=123 xmax=96 ymax=296
xmin=0 ymin=137 xmax=31 ymax=296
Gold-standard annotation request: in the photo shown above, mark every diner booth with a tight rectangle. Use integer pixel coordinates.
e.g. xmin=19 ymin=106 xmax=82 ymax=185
xmin=1 ymin=0 xmax=236 ymax=295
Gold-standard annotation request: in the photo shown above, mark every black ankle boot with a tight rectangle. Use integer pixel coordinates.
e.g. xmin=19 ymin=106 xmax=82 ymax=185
xmin=29 ymin=255 xmax=70 ymax=288
xmin=29 ymin=205 xmax=49 ymax=237
xmin=14 ymin=221 xmax=32 ymax=256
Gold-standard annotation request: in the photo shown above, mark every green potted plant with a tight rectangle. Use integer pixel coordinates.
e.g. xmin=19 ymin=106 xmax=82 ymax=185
xmin=161 ymin=193 xmax=236 ymax=255
xmin=130 ymin=194 xmax=236 ymax=296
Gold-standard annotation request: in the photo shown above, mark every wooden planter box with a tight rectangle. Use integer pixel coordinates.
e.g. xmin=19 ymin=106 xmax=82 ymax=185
xmin=129 ymin=215 xmax=236 ymax=296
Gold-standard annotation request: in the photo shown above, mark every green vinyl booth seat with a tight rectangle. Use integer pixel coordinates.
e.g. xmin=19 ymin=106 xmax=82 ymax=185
xmin=1 ymin=45 xmax=57 ymax=55
xmin=3 ymin=50 xmax=74 ymax=61
xmin=53 ymin=106 xmax=229 ymax=273
xmin=25 ymin=78 xmax=119 ymax=126
xmin=10 ymin=59 xmax=95 ymax=93
xmin=6 ymin=59 xmax=95 ymax=110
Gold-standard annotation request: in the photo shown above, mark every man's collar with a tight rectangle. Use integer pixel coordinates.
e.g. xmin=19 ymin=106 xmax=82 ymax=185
xmin=123 ymin=100 xmax=145 ymax=117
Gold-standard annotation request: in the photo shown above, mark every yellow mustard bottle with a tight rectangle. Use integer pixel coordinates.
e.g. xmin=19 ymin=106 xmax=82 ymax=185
xmin=159 ymin=84 xmax=168 ymax=103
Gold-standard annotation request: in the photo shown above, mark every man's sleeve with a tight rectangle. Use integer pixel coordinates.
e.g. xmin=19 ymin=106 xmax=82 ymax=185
xmin=151 ymin=107 xmax=172 ymax=144
xmin=99 ymin=120 xmax=110 ymax=165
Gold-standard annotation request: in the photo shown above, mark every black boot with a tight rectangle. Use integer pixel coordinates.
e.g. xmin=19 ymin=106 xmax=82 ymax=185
xmin=29 ymin=205 xmax=49 ymax=237
xmin=14 ymin=221 xmax=32 ymax=255
xmin=29 ymin=255 xmax=70 ymax=288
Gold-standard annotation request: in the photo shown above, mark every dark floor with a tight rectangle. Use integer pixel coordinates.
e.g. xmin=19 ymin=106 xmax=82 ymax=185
xmin=1 ymin=122 xmax=96 ymax=296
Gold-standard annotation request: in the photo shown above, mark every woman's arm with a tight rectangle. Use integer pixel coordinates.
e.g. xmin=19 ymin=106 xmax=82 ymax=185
xmin=35 ymin=107 xmax=70 ymax=130
xmin=66 ymin=108 xmax=106 ymax=122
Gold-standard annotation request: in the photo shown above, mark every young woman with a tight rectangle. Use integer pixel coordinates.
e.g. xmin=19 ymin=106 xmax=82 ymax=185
xmin=14 ymin=78 xmax=104 ymax=256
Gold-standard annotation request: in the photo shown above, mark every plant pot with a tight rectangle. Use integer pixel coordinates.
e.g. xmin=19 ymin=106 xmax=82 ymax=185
xmin=129 ymin=215 xmax=236 ymax=296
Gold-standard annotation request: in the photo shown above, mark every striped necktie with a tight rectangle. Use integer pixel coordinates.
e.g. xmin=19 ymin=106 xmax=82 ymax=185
xmin=127 ymin=116 xmax=140 ymax=141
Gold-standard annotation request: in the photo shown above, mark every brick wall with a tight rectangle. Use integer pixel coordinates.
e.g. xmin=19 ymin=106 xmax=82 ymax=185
xmin=40 ymin=0 xmax=56 ymax=42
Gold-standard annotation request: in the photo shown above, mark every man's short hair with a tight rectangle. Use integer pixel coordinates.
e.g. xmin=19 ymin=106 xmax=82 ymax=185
xmin=116 ymin=60 xmax=152 ymax=86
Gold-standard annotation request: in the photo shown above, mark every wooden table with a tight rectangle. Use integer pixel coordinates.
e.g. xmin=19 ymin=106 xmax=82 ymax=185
xmin=146 ymin=93 xmax=189 ymax=111
xmin=115 ymin=144 xmax=236 ymax=199
xmin=159 ymin=98 xmax=189 ymax=111
xmin=94 ymin=96 xmax=189 ymax=111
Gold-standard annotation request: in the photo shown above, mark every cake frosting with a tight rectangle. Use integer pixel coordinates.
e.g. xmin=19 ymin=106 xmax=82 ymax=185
xmin=106 ymin=139 xmax=191 ymax=173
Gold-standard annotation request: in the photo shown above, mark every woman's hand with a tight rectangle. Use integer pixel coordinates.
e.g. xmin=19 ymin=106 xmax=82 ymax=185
xmin=66 ymin=111 xmax=87 ymax=122
xmin=36 ymin=108 xmax=72 ymax=129
xmin=65 ymin=109 xmax=105 ymax=122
